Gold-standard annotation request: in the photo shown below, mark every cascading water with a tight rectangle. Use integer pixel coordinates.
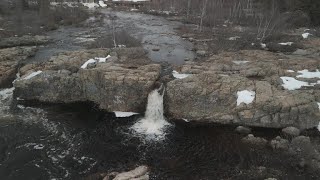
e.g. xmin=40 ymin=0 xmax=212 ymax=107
xmin=131 ymin=86 xmax=172 ymax=140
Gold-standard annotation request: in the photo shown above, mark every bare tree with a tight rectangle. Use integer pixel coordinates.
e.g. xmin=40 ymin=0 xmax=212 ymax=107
xmin=199 ymin=0 xmax=208 ymax=32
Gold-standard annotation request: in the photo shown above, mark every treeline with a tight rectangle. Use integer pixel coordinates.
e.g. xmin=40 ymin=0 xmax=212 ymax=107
xmin=147 ymin=0 xmax=320 ymax=27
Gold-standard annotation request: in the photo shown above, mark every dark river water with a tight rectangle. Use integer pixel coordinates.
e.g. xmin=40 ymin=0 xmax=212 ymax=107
xmin=0 ymin=90 xmax=319 ymax=180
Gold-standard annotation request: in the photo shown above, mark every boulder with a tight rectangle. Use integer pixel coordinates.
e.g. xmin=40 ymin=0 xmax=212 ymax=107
xmin=0 ymin=35 xmax=50 ymax=48
xmin=270 ymin=136 xmax=289 ymax=150
xmin=282 ymin=127 xmax=300 ymax=137
xmin=241 ymin=134 xmax=268 ymax=148
xmin=0 ymin=46 xmax=37 ymax=88
xmin=14 ymin=48 xmax=161 ymax=113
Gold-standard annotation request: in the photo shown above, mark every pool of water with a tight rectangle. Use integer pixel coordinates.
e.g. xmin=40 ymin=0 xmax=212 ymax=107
xmin=1 ymin=100 xmax=319 ymax=180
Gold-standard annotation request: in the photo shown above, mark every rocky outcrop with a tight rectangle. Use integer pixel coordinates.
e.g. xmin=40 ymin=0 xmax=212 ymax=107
xmin=0 ymin=46 xmax=37 ymax=88
xmin=166 ymin=50 xmax=320 ymax=129
xmin=14 ymin=48 xmax=161 ymax=113
xmin=0 ymin=35 xmax=50 ymax=48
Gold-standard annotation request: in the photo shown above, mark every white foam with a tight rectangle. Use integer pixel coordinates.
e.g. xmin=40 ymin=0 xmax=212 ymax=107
xmin=131 ymin=88 xmax=171 ymax=140
xmin=34 ymin=144 xmax=45 ymax=150
xmin=114 ymin=111 xmax=138 ymax=117
xmin=172 ymin=70 xmax=191 ymax=79
xmin=23 ymin=71 xmax=42 ymax=80
xmin=228 ymin=36 xmax=240 ymax=41
xmin=302 ymin=33 xmax=311 ymax=39
xmin=297 ymin=69 xmax=320 ymax=79
xmin=279 ymin=42 xmax=293 ymax=46
xmin=280 ymin=77 xmax=311 ymax=90
xmin=233 ymin=61 xmax=249 ymax=65
xmin=237 ymin=90 xmax=255 ymax=106
xmin=0 ymin=87 xmax=14 ymax=101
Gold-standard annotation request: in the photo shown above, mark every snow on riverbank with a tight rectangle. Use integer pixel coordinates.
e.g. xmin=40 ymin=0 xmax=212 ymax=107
xmin=237 ymin=90 xmax=255 ymax=106
xmin=172 ymin=70 xmax=191 ymax=79
xmin=280 ymin=77 xmax=310 ymax=90
xmin=80 ymin=56 xmax=111 ymax=69
xmin=23 ymin=71 xmax=43 ymax=80
xmin=114 ymin=111 xmax=139 ymax=117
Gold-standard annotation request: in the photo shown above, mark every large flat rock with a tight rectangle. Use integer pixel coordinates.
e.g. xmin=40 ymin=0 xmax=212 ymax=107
xmin=166 ymin=50 xmax=320 ymax=129
xmin=14 ymin=48 xmax=161 ymax=112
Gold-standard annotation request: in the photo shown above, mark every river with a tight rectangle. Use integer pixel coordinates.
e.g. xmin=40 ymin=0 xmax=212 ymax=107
xmin=0 ymin=10 xmax=318 ymax=180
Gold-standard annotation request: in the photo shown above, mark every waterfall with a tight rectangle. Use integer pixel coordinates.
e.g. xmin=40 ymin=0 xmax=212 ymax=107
xmin=131 ymin=86 xmax=171 ymax=140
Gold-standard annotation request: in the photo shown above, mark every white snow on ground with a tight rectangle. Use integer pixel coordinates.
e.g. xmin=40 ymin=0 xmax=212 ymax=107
xmin=81 ymin=56 xmax=111 ymax=69
xmin=318 ymin=102 xmax=320 ymax=110
xmin=82 ymin=3 xmax=99 ymax=9
xmin=296 ymin=69 xmax=320 ymax=79
xmin=81 ymin=59 xmax=96 ymax=69
xmin=0 ymin=28 xmax=4 ymax=31
xmin=131 ymin=8 xmax=139 ymax=12
xmin=114 ymin=111 xmax=139 ymax=118
xmin=98 ymin=1 xmax=107 ymax=7
xmin=96 ymin=55 xmax=111 ymax=63
xmin=233 ymin=61 xmax=249 ymax=65
xmin=280 ymin=77 xmax=311 ymax=90
xmin=237 ymin=90 xmax=255 ymax=106
xmin=302 ymin=33 xmax=311 ymax=39
xmin=261 ymin=43 xmax=267 ymax=48
xmin=23 ymin=71 xmax=42 ymax=80
xmin=287 ymin=70 xmax=295 ymax=73
xmin=279 ymin=42 xmax=293 ymax=46
xmin=75 ymin=37 xmax=96 ymax=43
xmin=228 ymin=36 xmax=240 ymax=41
xmin=172 ymin=70 xmax=191 ymax=79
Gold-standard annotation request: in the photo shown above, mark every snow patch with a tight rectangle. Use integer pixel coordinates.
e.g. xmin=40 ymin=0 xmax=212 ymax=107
xmin=286 ymin=70 xmax=295 ymax=73
xmin=172 ymin=70 xmax=191 ymax=79
xmin=279 ymin=42 xmax=293 ymax=46
xmin=81 ymin=56 xmax=111 ymax=69
xmin=302 ymin=33 xmax=311 ymax=39
xmin=233 ymin=61 xmax=249 ymax=65
xmin=296 ymin=69 xmax=320 ymax=79
xmin=114 ymin=111 xmax=139 ymax=118
xmin=81 ymin=59 xmax=96 ymax=69
xmin=261 ymin=43 xmax=267 ymax=48
xmin=98 ymin=1 xmax=107 ymax=7
xmin=228 ymin=36 xmax=240 ymax=41
xmin=82 ymin=3 xmax=99 ymax=9
xmin=280 ymin=77 xmax=311 ymax=90
xmin=237 ymin=90 xmax=255 ymax=106
xmin=23 ymin=71 xmax=42 ymax=80
xmin=317 ymin=102 xmax=320 ymax=110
